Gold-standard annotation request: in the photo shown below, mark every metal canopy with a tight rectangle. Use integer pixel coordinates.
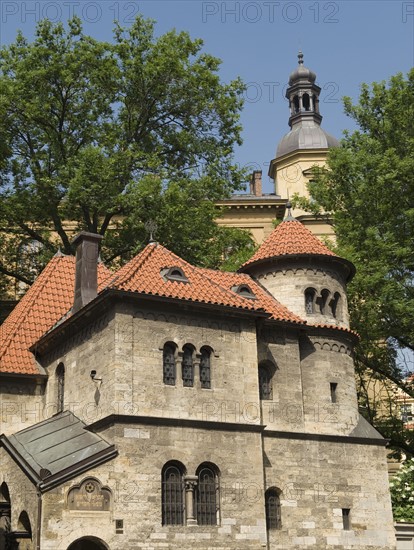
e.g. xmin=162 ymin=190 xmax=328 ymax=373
xmin=1 ymin=411 xmax=117 ymax=491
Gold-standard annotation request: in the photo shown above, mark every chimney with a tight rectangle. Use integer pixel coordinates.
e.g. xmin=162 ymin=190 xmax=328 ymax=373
xmin=249 ymin=170 xmax=262 ymax=197
xmin=71 ymin=232 xmax=103 ymax=314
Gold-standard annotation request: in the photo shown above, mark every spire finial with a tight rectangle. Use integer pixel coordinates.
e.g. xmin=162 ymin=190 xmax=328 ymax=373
xmin=145 ymin=219 xmax=158 ymax=244
xmin=285 ymin=200 xmax=295 ymax=221
xmin=298 ymin=50 xmax=304 ymax=65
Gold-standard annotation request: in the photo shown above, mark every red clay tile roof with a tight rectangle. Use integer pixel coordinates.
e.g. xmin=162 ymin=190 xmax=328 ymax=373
xmin=0 ymin=255 xmax=111 ymax=375
xmin=241 ymin=218 xmax=336 ymax=270
xmin=107 ymin=243 xmax=273 ymax=314
xmin=2 ymin=237 xmax=355 ymax=377
xmin=197 ymin=268 xmax=304 ymax=324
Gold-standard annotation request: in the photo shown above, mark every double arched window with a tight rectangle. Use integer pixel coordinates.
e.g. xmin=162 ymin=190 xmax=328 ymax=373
xmin=161 ymin=461 xmax=219 ymax=526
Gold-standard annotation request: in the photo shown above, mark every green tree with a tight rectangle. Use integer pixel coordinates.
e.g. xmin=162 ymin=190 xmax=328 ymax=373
xmin=390 ymin=457 xmax=414 ymax=521
xmin=294 ymin=69 xmax=414 ymax=456
xmin=0 ymin=16 xmax=253 ymax=292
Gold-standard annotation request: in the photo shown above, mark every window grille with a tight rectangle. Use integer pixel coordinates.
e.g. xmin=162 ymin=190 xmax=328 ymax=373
xmin=162 ymin=464 xmax=184 ymax=525
xmin=200 ymin=348 xmax=211 ymax=389
xmin=305 ymin=289 xmax=316 ymax=314
xmin=265 ymin=489 xmax=281 ymax=530
xmin=56 ymin=363 xmax=65 ymax=413
xmin=182 ymin=346 xmax=194 ymax=387
xmin=259 ymin=365 xmax=272 ymax=400
xmin=196 ymin=467 xmax=218 ymax=525
xmin=163 ymin=344 xmax=176 ymax=385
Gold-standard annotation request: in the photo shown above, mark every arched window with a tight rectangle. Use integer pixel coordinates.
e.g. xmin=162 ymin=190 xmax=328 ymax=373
xmin=330 ymin=292 xmax=341 ymax=318
xmin=293 ymin=95 xmax=300 ymax=113
xmin=162 ymin=266 xmax=188 ymax=283
xmin=302 ymin=93 xmax=310 ymax=111
xmin=162 ymin=462 xmax=185 ymax=525
xmin=200 ymin=347 xmax=212 ymax=389
xmin=318 ymin=289 xmax=330 ymax=314
xmin=258 ymin=362 xmax=274 ymax=400
xmin=265 ymin=488 xmax=282 ymax=530
xmin=304 ymin=288 xmax=316 ymax=314
xmin=182 ymin=345 xmax=194 ymax=387
xmin=163 ymin=343 xmax=176 ymax=385
xmin=56 ymin=363 xmax=65 ymax=413
xmin=196 ymin=464 xmax=219 ymax=525
xmin=17 ymin=510 xmax=32 ymax=540
xmin=232 ymin=284 xmax=256 ymax=299
xmin=0 ymin=483 xmax=11 ymax=549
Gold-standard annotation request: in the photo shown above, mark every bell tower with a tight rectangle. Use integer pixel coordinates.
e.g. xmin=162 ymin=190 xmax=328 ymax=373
xmin=286 ymin=50 xmax=322 ymax=129
xmin=268 ymin=52 xmax=339 ymax=223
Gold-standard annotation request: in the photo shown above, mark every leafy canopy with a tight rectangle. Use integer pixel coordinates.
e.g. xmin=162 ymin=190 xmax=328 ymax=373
xmin=0 ymin=16 xmax=253 ymax=290
xmin=294 ymin=69 xmax=414 ymax=455
xmin=390 ymin=458 xmax=414 ymax=522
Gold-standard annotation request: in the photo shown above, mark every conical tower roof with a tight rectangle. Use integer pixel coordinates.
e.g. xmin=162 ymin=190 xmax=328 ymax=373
xmin=240 ymin=216 xmax=354 ymax=280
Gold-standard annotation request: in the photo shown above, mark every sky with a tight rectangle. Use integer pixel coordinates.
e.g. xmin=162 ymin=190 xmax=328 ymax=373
xmin=0 ymin=0 xmax=413 ymax=193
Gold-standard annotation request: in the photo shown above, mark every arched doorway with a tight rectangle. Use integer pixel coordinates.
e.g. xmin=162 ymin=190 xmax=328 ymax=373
xmin=67 ymin=537 xmax=109 ymax=550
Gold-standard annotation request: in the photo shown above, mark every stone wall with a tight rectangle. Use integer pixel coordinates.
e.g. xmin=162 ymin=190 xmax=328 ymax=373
xmin=41 ymin=423 xmax=268 ymax=550
xmin=256 ymin=326 xmax=359 ymax=436
xmin=0 ymin=448 xmax=38 ymax=549
xmin=41 ymin=301 xmax=261 ymax=428
xmin=264 ymin=435 xmax=396 ymax=549
xmin=0 ymin=378 xmax=45 ymax=435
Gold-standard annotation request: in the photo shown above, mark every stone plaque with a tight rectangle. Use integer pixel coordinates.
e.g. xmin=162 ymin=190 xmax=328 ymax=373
xmin=67 ymin=479 xmax=111 ymax=511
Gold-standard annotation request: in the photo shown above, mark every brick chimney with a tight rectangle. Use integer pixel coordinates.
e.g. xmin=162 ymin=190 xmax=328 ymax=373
xmin=249 ymin=170 xmax=262 ymax=196
xmin=72 ymin=232 xmax=103 ymax=314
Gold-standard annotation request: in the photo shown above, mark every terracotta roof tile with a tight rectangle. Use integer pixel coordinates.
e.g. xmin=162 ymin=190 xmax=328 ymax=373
xmin=2 ymin=237 xmax=354 ymax=377
xmin=0 ymin=256 xmax=111 ymax=375
xmin=107 ymin=243 xmax=269 ymax=314
xmin=241 ymin=218 xmax=336 ymax=270
xmin=198 ymin=268 xmax=304 ymax=324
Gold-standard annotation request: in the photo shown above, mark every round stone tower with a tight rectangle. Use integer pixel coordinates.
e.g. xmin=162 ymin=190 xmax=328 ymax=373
xmin=239 ymin=205 xmax=354 ymax=329
xmin=241 ymin=208 xmax=360 ymax=436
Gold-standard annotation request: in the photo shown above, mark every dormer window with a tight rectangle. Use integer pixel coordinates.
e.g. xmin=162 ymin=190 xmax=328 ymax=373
xmin=232 ymin=284 xmax=256 ymax=299
xmin=161 ymin=267 xmax=189 ymax=283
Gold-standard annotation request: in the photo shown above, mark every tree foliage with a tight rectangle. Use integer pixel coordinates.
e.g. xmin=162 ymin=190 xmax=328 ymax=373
xmin=390 ymin=457 xmax=414 ymax=522
xmin=0 ymin=16 xmax=253 ymax=292
xmin=294 ymin=69 xmax=414 ymax=455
